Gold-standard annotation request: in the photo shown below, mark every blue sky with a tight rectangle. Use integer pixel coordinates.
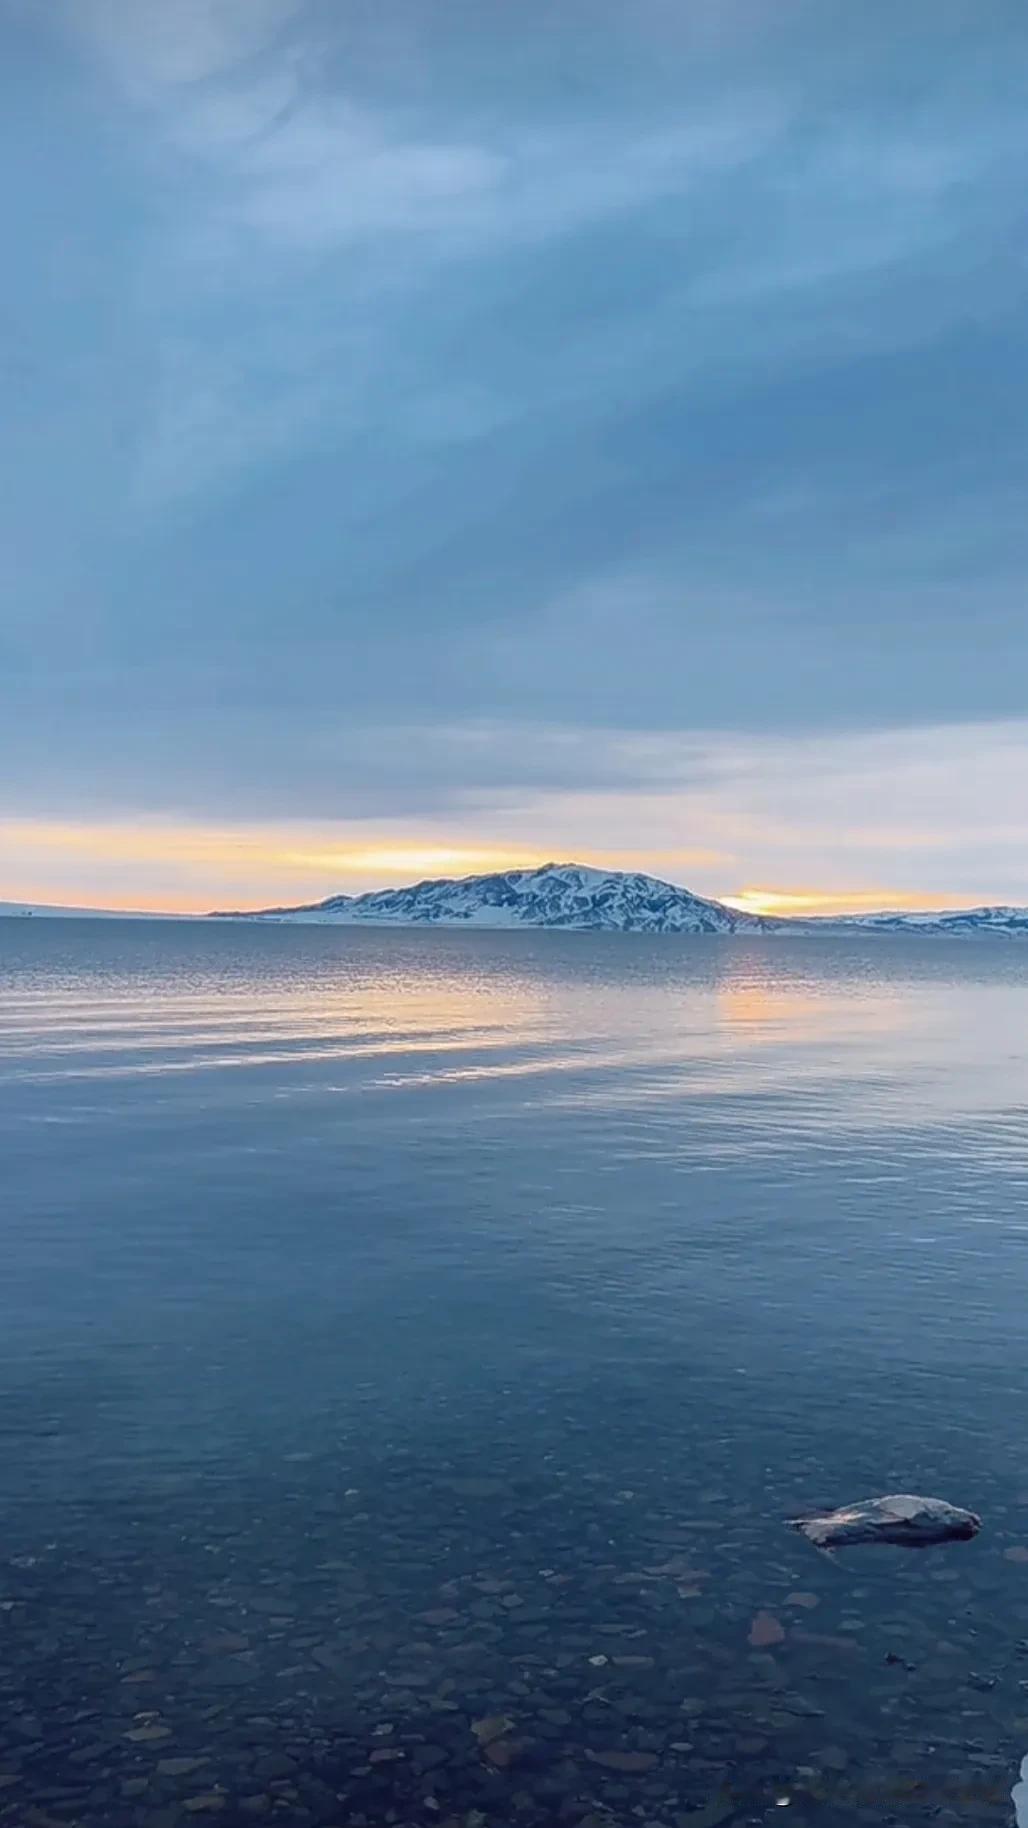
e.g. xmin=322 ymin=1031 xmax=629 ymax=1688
xmin=2 ymin=0 xmax=1027 ymax=911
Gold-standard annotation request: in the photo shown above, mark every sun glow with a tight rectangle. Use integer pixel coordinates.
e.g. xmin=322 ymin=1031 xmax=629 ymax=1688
xmin=0 ymin=823 xmax=601 ymax=912
xmin=723 ymin=887 xmax=986 ymax=918
xmin=0 ymin=819 xmax=995 ymax=919
xmin=295 ymin=845 xmax=538 ymax=878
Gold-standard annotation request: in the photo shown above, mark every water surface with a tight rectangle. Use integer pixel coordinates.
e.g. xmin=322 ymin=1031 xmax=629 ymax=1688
xmin=2 ymin=920 xmax=1028 ymax=1826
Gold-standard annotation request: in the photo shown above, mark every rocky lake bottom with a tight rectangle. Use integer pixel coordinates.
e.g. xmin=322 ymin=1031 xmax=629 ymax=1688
xmin=3 ymin=921 xmax=1028 ymax=1826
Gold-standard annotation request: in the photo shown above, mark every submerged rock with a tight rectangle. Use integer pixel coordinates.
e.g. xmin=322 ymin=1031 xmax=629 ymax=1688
xmin=586 ymin=1749 xmax=658 ymax=1772
xmin=471 ymin=1715 xmax=515 ymax=1746
xmin=747 ymin=1612 xmax=785 ymax=1648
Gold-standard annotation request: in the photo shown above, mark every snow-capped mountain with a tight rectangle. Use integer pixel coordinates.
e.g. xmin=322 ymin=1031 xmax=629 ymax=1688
xmin=212 ymin=863 xmax=771 ymax=934
xmin=7 ymin=869 xmax=1027 ymax=934
xmin=209 ymin=865 xmax=1028 ymax=936
xmin=821 ymin=905 xmax=1028 ymax=937
xmin=0 ymin=900 xmax=186 ymax=920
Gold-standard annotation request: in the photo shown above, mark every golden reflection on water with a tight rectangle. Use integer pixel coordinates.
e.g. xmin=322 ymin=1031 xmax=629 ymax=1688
xmin=0 ymin=955 xmax=556 ymax=1081
xmin=3 ymin=933 xmax=1027 ymax=1133
xmin=714 ymin=972 xmax=904 ymax=1048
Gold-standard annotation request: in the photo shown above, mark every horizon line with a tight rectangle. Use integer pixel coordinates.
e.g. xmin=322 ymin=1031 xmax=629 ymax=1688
xmin=1 ymin=857 xmax=1022 ymax=923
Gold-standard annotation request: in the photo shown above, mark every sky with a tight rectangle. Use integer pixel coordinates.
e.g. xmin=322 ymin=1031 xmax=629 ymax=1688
xmin=2 ymin=0 xmax=1028 ymax=915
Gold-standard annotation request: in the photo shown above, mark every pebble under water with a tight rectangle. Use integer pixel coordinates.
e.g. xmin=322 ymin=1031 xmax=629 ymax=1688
xmin=2 ymin=919 xmax=1028 ymax=1827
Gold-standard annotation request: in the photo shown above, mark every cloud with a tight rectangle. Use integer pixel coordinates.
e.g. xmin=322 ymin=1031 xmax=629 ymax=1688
xmin=3 ymin=0 xmax=1028 ymax=906
xmin=71 ymin=0 xmax=791 ymax=257
xmin=68 ymin=0 xmax=301 ymax=91
xmin=4 ymin=719 xmax=1028 ymax=912
xmin=38 ymin=0 xmax=1027 ymax=530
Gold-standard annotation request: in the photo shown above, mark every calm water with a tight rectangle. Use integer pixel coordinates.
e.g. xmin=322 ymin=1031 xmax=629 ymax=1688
xmin=3 ymin=920 xmax=1028 ymax=1827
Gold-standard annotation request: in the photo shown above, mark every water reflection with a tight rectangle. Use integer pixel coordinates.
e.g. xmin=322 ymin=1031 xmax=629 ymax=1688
xmin=2 ymin=920 xmax=1028 ymax=1826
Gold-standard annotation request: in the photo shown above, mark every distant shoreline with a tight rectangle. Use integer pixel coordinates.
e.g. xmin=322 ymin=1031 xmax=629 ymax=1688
xmin=3 ymin=909 xmax=1026 ymax=939
xmin=4 ymin=861 xmax=1027 ymax=937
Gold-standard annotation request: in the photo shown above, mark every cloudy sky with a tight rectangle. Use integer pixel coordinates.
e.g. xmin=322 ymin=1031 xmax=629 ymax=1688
xmin=3 ymin=0 xmax=1027 ymax=913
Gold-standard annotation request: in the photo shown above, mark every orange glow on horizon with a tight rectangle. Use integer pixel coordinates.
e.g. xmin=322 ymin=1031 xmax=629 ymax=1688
xmin=296 ymin=844 xmax=538 ymax=878
xmin=0 ymin=818 xmax=997 ymax=919
xmin=0 ymin=823 xmax=544 ymax=911
xmin=0 ymin=821 xmax=731 ymax=913
xmin=722 ymin=886 xmax=989 ymax=918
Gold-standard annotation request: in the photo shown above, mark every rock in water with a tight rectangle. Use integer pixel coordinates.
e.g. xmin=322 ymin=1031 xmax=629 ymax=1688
xmin=788 ymin=1493 xmax=981 ymax=1551
xmin=1012 ymin=1751 xmax=1028 ymax=1828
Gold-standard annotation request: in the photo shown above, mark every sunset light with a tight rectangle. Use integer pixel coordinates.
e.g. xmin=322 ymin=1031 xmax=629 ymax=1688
xmin=4 ymin=2 xmax=1028 ymax=1810
xmin=721 ymin=887 xmax=989 ymax=919
xmin=2 ymin=813 xmax=1017 ymax=918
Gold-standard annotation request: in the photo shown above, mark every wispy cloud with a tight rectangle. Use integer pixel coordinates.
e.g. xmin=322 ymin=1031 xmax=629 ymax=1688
xmin=67 ymin=0 xmax=301 ymax=91
xmin=69 ymin=0 xmax=787 ymax=252
xmin=44 ymin=0 xmax=1027 ymax=522
xmin=4 ymin=0 xmax=1028 ymax=895
xmin=4 ymin=721 xmax=1028 ymax=910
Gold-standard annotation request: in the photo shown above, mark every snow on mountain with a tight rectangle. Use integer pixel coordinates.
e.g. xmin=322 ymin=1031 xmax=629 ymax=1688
xmin=0 ymin=900 xmax=186 ymax=920
xmin=819 ymin=905 xmax=1028 ymax=936
xmin=5 ymin=872 xmax=1026 ymax=935
xmin=213 ymin=892 xmax=354 ymax=920
xmin=211 ymin=866 xmax=1028 ymax=936
xmin=212 ymin=862 xmax=770 ymax=934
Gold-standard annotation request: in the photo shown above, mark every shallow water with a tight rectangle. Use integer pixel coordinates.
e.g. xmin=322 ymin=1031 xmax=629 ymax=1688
xmin=2 ymin=919 xmax=1028 ymax=1827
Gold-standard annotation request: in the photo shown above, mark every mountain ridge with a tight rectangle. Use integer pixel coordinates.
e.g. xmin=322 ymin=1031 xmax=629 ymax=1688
xmin=210 ymin=861 xmax=767 ymax=934
xmin=5 ymin=866 xmax=1026 ymax=934
xmin=207 ymin=862 xmax=1028 ymax=937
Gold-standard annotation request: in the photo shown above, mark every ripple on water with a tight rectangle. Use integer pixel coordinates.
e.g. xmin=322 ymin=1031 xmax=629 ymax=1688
xmin=2 ymin=921 xmax=1028 ymax=1824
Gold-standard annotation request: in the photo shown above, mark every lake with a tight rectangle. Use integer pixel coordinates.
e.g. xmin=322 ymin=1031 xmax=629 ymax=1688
xmin=2 ymin=919 xmax=1028 ymax=1826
